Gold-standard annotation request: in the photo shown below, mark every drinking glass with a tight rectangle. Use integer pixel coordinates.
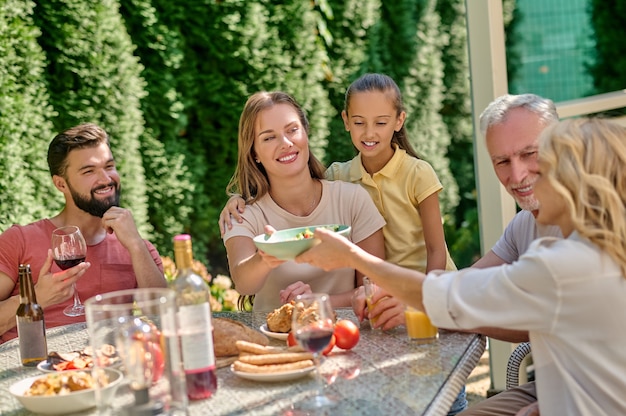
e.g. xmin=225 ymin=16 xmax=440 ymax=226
xmin=85 ymin=288 xmax=188 ymax=415
xmin=51 ymin=225 xmax=87 ymax=317
xmin=363 ymin=277 xmax=381 ymax=328
xmin=405 ymin=306 xmax=438 ymax=343
xmin=291 ymin=293 xmax=337 ymax=410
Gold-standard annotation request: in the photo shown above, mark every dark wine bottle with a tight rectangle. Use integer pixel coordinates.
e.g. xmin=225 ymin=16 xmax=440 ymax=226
xmin=16 ymin=264 xmax=47 ymax=366
xmin=170 ymin=235 xmax=217 ymax=400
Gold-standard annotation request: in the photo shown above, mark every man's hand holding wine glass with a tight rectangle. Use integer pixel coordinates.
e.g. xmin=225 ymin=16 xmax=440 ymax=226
xmin=51 ymin=226 xmax=90 ymax=316
xmin=34 ymin=249 xmax=90 ymax=309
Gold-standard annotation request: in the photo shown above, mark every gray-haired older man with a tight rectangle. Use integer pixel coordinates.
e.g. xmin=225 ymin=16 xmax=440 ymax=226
xmin=460 ymin=94 xmax=562 ymax=416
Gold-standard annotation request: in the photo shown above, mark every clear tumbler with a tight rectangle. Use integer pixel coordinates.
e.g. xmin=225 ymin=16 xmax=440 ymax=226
xmin=85 ymin=288 xmax=188 ymax=415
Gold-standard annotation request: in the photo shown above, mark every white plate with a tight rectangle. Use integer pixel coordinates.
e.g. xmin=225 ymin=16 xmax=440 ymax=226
xmin=230 ymin=364 xmax=315 ymax=382
xmin=37 ymin=360 xmax=59 ymax=372
xmin=10 ymin=368 xmax=123 ymax=415
xmin=259 ymin=324 xmax=289 ymax=341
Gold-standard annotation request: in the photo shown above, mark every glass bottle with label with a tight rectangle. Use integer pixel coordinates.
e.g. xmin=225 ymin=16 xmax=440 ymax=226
xmin=170 ymin=234 xmax=217 ymax=400
xmin=16 ymin=264 xmax=47 ymax=366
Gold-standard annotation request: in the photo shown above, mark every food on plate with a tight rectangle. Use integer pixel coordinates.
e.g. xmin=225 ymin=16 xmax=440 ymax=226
xmin=235 ymin=340 xmax=285 ymax=355
xmin=48 ymin=353 xmax=91 ymax=371
xmin=267 ymin=300 xmax=337 ymax=334
xmin=235 ymin=340 xmax=303 ymax=355
xmin=286 ymin=332 xmax=297 ymax=347
xmin=24 ymin=371 xmax=109 ymax=396
xmin=333 ymin=319 xmax=360 ymax=350
xmin=237 ymin=351 xmax=313 ymax=366
xmin=266 ymin=302 xmax=294 ymax=333
xmin=233 ymin=359 xmax=314 ymax=374
xmin=213 ymin=318 xmax=269 ymax=357
xmin=232 ymin=341 xmax=314 ymax=374
xmin=293 ymin=301 xmax=322 ymax=327
xmin=46 ymin=344 xmax=119 ymax=371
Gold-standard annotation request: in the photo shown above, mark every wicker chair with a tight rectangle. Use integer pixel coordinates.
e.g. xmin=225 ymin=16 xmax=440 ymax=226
xmin=505 ymin=342 xmax=532 ymax=390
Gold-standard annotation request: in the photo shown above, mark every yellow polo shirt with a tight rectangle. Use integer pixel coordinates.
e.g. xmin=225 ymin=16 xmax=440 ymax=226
xmin=326 ymin=146 xmax=456 ymax=272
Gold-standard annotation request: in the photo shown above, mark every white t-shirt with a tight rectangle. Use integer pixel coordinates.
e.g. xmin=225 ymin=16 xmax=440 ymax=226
xmin=424 ymin=233 xmax=626 ymax=415
xmin=492 ymin=210 xmax=562 ymax=263
xmin=223 ymin=180 xmax=386 ymax=312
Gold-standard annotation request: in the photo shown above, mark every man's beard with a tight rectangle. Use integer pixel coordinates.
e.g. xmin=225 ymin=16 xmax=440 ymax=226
xmin=68 ymin=181 xmax=121 ymax=218
xmin=508 ymin=177 xmax=540 ymax=212
xmin=515 ymin=195 xmax=540 ymax=212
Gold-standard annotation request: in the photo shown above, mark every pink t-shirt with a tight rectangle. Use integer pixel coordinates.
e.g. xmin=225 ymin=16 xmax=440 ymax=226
xmin=0 ymin=219 xmax=163 ymax=342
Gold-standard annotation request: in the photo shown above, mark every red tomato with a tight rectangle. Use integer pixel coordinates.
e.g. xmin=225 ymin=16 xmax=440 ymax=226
xmin=333 ymin=320 xmax=360 ymax=350
xmin=322 ymin=334 xmax=336 ymax=356
xmin=129 ymin=337 xmax=165 ymax=383
xmin=287 ymin=331 xmax=297 ymax=347
xmin=147 ymin=341 xmax=165 ymax=383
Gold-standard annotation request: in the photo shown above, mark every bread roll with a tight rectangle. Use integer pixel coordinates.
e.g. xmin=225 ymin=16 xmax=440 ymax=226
xmin=213 ymin=318 xmax=269 ymax=357
xmin=266 ymin=302 xmax=294 ymax=333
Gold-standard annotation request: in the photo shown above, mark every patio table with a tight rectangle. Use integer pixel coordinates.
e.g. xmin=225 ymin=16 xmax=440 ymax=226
xmin=0 ymin=309 xmax=485 ymax=415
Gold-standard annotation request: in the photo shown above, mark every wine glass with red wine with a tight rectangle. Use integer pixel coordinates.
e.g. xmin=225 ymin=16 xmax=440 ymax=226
xmin=51 ymin=226 xmax=87 ymax=317
xmin=291 ymin=293 xmax=337 ymax=411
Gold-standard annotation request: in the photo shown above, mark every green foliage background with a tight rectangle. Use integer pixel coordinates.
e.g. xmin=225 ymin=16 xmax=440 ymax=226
xmin=587 ymin=0 xmax=626 ymax=117
xmin=0 ymin=0 xmax=61 ymax=230
xmin=1 ymin=0 xmax=488 ymax=273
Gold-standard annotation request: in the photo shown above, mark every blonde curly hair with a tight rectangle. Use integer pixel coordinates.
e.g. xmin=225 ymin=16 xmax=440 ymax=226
xmin=538 ymin=117 xmax=626 ymax=276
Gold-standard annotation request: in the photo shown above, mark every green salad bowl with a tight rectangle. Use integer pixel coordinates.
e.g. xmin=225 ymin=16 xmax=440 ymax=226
xmin=253 ymin=224 xmax=351 ymax=261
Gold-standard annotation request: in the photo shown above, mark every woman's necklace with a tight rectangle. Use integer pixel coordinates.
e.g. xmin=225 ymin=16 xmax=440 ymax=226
xmin=304 ymin=185 xmax=318 ymax=216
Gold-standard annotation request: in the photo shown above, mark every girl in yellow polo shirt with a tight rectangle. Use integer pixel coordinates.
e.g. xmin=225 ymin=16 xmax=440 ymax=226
xmin=327 ymin=72 xmax=462 ymax=416
xmin=327 ymin=73 xmax=455 ymax=274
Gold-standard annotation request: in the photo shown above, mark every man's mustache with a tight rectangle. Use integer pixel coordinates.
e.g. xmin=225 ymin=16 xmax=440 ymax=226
xmin=92 ymin=182 xmax=118 ymax=193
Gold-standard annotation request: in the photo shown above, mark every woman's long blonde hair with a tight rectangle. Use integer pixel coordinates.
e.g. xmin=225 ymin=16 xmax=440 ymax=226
xmin=226 ymin=91 xmax=326 ymax=203
xmin=226 ymin=91 xmax=326 ymax=310
xmin=539 ymin=117 xmax=626 ymax=275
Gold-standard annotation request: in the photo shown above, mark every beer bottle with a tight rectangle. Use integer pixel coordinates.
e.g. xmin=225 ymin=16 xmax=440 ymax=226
xmin=16 ymin=264 xmax=47 ymax=366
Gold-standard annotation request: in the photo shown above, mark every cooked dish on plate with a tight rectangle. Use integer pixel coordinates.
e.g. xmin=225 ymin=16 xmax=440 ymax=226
xmin=25 ymin=371 xmax=103 ymax=396
xmin=9 ymin=368 xmax=123 ymax=415
xmin=265 ymin=300 xmax=337 ymax=334
xmin=39 ymin=344 xmax=119 ymax=372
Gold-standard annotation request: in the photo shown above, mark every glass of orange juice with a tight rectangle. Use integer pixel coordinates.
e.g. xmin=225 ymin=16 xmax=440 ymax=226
xmin=363 ymin=277 xmax=381 ymax=328
xmin=404 ymin=306 xmax=438 ymax=342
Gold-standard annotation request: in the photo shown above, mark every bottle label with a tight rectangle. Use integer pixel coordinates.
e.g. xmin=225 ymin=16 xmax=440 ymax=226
xmin=17 ymin=319 xmax=47 ymax=364
xmin=178 ymin=303 xmax=215 ymax=370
